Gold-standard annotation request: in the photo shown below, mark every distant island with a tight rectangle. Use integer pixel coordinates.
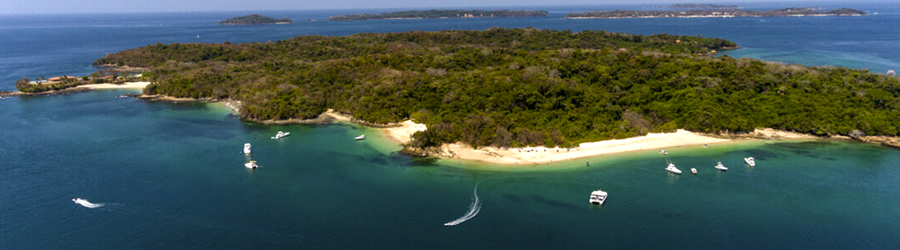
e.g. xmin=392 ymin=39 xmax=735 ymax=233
xmin=328 ymin=10 xmax=548 ymax=21
xmin=219 ymin=14 xmax=292 ymax=25
xmin=660 ymin=4 xmax=739 ymax=9
xmin=567 ymin=7 xmax=866 ymax=19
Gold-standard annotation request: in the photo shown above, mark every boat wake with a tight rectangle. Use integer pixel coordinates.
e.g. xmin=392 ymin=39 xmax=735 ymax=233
xmin=73 ymin=198 xmax=104 ymax=208
xmin=444 ymin=180 xmax=484 ymax=226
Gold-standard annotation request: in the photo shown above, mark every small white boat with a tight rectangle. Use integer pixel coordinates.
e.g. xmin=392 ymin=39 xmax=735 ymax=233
xmin=270 ymin=131 xmax=290 ymax=139
xmin=658 ymin=149 xmax=668 ymax=155
xmin=589 ymin=190 xmax=608 ymax=205
xmin=744 ymin=157 xmax=756 ymax=167
xmin=243 ymin=143 xmax=252 ymax=154
xmin=72 ymin=198 xmax=103 ymax=208
xmin=244 ymin=160 xmax=259 ymax=169
xmin=715 ymin=161 xmax=728 ymax=171
xmin=691 ymin=168 xmax=698 ymax=175
xmin=355 ymin=134 xmax=366 ymax=140
xmin=665 ymin=163 xmax=682 ymax=174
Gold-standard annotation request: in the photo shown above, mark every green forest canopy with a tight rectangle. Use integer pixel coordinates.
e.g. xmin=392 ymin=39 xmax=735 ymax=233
xmin=93 ymin=28 xmax=900 ymax=148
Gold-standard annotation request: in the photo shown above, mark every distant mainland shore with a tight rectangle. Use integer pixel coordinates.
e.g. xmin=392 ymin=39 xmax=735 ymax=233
xmin=567 ymin=7 xmax=866 ymax=19
xmin=658 ymin=4 xmax=740 ymax=9
xmin=328 ymin=10 xmax=548 ymax=21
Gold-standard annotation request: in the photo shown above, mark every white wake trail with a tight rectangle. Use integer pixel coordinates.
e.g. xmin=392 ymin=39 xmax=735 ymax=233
xmin=444 ymin=180 xmax=484 ymax=226
xmin=73 ymin=198 xmax=104 ymax=208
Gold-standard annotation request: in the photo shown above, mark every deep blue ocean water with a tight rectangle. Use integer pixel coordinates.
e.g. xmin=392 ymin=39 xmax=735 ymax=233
xmin=2 ymin=2 xmax=900 ymax=249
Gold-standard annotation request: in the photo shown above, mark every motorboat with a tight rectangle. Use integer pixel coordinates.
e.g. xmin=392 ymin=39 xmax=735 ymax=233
xmin=72 ymin=198 xmax=103 ymax=208
xmin=243 ymin=143 xmax=252 ymax=154
xmin=271 ymin=131 xmax=290 ymax=139
xmin=744 ymin=157 xmax=756 ymax=167
xmin=715 ymin=161 xmax=728 ymax=171
xmin=244 ymin=160 xmax=259 ymax=169
xmin=691 ymin=168 xmax=698 ymax=175
xmin=589 ymin=190 xmax=608 ymax=205
xmin=665 ymin=163 xmax=682 ymax=174
xmin=658 ymin=149 xmax=668 ymax=155
xmin=355 ymin=134 xmax=366 ymax=140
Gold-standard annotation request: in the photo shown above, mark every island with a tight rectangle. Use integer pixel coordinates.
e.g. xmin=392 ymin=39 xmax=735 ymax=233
xmin=219 ymin=14 xmax=292 ymax=25
xmin=81 ymin=27 xmax=900 ymax=160
xmin=328 ymin=10 xmax=548 ymax=21
xmin=566 ymin=7 xmax=866 ymax=19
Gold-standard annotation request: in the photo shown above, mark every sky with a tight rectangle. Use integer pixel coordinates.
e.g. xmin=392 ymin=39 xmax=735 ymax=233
xmin=3 ymin=0 xmax=871 ymax=14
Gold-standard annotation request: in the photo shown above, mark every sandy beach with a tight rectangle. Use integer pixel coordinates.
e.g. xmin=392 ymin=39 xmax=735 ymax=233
xmin=76 ymin=81 xmax=150 ymax=90
xmin=434 ymin=129 xmax=730 ymax=165
xmin=376 ymin=118 xmax=736 ymax=165
xmin=112 ymin=88 xmax=830 ymax=166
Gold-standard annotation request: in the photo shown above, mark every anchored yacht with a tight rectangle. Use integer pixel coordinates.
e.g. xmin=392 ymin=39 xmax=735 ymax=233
xmin=271 ymin=131 xmax=290 ymax=139
xmin=665 ymin=163 xmax=682 ymax=174
xmin=715 ymin=161 xmax=728 ymax=171
xmin=243 ymin=143 xmax=252 ymax=154
xmin=744 ymin=157 xmax=756 ymax=167
xmin=589 ymin=190 xmax=608 ymax=205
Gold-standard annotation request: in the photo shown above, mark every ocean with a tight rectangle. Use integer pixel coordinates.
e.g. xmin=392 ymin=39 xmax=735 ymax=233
xmin=2 ymin=2 xmax=900 ymax=249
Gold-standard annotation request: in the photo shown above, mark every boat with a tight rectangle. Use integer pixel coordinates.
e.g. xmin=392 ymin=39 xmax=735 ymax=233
xmin=744 ymin=157 xmax=756 ymax=167
xmin=691 ymin=168 xmax=698 ymax=175
xmin=72 ymin=198 xmax=103 ymax=208
xmin=270 ymin=131 xmax=290 ymax=139
xmin=665 ymin=163 xmax=682 ymax=174
xmin=589 ymin=190 xmax=608 ymax=205
xmin=658 ymin=149 xmax=668 ymax=155
xmin=244 ymin=160 xmax=259 ymax=169
xmin=715 ymin=161 xmax=728 ymax=171
xmin=355 ymin=134 xmax=366 ymax=140
xmin=243 ymin=143 xmax=252 ymax=154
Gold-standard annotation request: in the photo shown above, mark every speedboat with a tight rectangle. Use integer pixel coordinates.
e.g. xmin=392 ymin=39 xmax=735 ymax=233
xmin=72 ymin=198 xmax=103 ymax=208
xmin=271 ymin=131 xmax=290 ymax=139
xmin=355 ymin=134 xmax=366 ymax=140
xmin=589 ymin=190 xmax=608 ymax=205
xmin=665 ymin=163 xmax=682 ymax=174
xmin=244 ymin=160 xmax=259 ymax=169
xmin=691 ymin=168 xmax=698 ymax=175
xmin=243 ymin=143 xmax=252 ymax=154
xmin=744 ymin=157 xmax=756 ymax=167
xmin=715 ymin=161 xmax=728 ymax=171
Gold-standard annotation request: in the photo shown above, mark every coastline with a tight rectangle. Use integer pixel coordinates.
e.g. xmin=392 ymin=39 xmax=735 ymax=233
xmin=76 ymin=81 xmax=150 ymax=90
xmin=426 ymin=129 xmax=731 ymax=165
xmin=0 ymin=82 xmax=150 ymax=97
xmin=19 ymin=83 xmax=897 ymax=167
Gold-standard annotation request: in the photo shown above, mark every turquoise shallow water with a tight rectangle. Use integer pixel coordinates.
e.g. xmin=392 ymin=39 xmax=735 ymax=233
xmin=3 ymin=2 xmax=900 ymax=249
xmin=2 ymin=90 xmax=900 ymax=249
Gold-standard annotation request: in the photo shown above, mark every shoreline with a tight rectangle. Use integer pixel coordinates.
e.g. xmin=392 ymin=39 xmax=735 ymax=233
xmin=427 ymin=129 xmax=731 ymax=165
xmin=0 ymin=82 xmax=150 ymax=97
xmin=76 ymin=81 xmax=150 ymax=90
xmin=16 ymin=84 xmax=897 ymax=167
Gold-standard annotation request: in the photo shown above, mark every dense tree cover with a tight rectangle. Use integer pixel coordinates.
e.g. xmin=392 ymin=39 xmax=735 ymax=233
xmin=328 ymin=10 xmax=548 ymax=21
xmin=93 ymin=28 xmax=900 ymax=148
